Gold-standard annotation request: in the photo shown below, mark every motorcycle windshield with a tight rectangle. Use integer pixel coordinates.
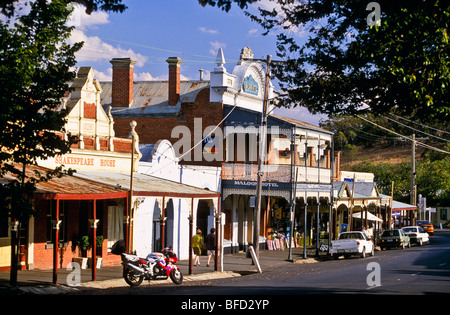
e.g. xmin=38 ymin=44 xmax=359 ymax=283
xmin=146 ymin=253 xmax=162 ymax=262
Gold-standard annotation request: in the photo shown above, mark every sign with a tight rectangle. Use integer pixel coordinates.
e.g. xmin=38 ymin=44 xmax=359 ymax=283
xmin=242 ymin=75 xmax=259 ymax=95
xmin=39 ymin=151 xmax=136 ymax=172
xmin=223 ymin=180 xmax=332 ymax=193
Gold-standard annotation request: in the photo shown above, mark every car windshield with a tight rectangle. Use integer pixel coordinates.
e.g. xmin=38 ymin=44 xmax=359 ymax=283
xmin=418 ymin=221 xmax=431 ymax=225
xmin=403 ymin=228 xmax=416 ymax=233
xmin=339 ymin=233 xmax=364 ymax=240
xmin=382 ymin=230 xmax=399 ymax=237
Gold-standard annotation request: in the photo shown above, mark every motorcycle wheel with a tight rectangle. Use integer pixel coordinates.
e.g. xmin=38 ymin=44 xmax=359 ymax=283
xmin=123 ymin=268 xmax=144 ymax=286
xmin=169 ymin=268 xmax=183 ymax=285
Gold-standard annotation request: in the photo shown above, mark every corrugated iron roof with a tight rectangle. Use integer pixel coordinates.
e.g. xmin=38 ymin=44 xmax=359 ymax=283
xmin=270 ymin=114 xmax=332 ymax=134
xmin=1 ymin=164 xmax=128 ymax=200
xmin=74 ymin=170 xmax=220 ymax=198
xmin=100 ymin=81 xmax=210 ymax=117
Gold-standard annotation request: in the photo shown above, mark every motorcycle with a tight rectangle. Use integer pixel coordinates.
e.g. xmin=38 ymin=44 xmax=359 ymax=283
xmin=121 ymin=247 xmax=183 ymax=286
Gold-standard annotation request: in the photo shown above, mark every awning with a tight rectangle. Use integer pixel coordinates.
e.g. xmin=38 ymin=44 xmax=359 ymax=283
xmin=380 ymin=194 xmax=417 ymax=211
xmin=2 ymin=164 xmax=129 ymax=200
xmin=74 ymin=170 xmax=220 ymax=199
xmin=352 ymin=211 xmax=383 ymax=222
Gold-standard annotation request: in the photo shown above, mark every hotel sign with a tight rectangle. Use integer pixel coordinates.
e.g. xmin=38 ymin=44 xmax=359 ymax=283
xmin=242 ymin=75 xmax=259 ymax=95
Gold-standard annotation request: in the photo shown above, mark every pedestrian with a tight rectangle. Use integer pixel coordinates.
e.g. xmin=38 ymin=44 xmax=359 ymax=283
xmin=205 ymin=228 xmax=216 ymax=267
xmin=192 ymin=229 xmax=204 ymax=266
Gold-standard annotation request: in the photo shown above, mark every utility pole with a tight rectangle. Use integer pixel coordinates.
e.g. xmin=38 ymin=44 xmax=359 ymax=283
xmin=411 ymin=134 xmax=416 ymax=206
xmin=253 ymin=55 xmax=271 ymax=261
xmin=288 ymin=126 xmax=297 ymax=261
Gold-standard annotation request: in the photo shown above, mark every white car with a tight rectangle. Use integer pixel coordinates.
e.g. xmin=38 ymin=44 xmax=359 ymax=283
xmin=402 ymin=226 xmax=430 ymax=246
xmin=330 ymin=231 xmax=375 ymax=259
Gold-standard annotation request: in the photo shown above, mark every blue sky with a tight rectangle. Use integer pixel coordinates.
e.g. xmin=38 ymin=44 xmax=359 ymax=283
xmin=70 ymin=0 xmax=327 ymax=125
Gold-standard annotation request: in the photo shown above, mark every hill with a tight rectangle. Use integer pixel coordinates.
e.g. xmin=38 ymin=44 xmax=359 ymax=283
xmin=340 ymin=142 xmax=427 ymax=169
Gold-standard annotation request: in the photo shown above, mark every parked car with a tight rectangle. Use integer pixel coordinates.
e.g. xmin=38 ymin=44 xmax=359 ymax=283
xmin=402 ymin=226 xmax=430 ymax=246
xmin=417 ymin=220 xmax=434 ymax=235
xmin=379 ymin=229 xmax=410 ymax=250
xmin=330 ymin=231 xmax=375 ymax=259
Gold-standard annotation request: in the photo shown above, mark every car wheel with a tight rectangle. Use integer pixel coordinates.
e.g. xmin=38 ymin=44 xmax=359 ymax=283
xmin=360 ymin=247 xmax=366 ymax=258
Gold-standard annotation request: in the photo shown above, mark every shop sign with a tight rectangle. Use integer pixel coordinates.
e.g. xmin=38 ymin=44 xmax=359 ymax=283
xmin=39 ymin=152 xmax=134 ymax=172
xmin=242 ymin=75 xmax=259 ymax=95
xmin=295 ymin=183 xmax=331 ymax=192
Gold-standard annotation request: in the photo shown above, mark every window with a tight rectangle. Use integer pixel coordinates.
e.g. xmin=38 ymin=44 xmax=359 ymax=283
xmin=107 ymin=206 xmax=124 ymax=251
xmin=441 ymin=209 xmax=448 ymax=221
xmin=46 ymin=200 xmax=66 ymax=244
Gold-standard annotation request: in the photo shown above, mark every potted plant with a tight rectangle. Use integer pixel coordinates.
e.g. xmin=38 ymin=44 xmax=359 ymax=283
xmin=74 ymin=235 xmax=90 ymax=269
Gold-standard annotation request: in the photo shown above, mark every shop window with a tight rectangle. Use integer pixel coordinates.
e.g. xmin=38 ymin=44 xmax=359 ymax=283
xmin=107 ymin=206 xmax=124 ymax=251
xmin=46 ymin=200 xmax=66 ymax=244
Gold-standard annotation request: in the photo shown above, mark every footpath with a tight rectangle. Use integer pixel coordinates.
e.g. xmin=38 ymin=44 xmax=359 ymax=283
xmin=0 ymin=246 xmax=323 ymax=295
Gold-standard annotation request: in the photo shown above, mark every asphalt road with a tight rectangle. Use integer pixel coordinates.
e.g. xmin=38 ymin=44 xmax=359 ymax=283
xmin=90 ymin=232 xmax=450 ymax=297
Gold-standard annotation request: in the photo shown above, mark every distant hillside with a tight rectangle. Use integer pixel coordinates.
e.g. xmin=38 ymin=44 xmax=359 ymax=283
xmin=340 ymin=142 xmax=427 ymax=169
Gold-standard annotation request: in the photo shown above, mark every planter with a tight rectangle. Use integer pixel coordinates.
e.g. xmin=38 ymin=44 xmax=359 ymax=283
xmin=73 ymin=257 xmax=88 ymax=269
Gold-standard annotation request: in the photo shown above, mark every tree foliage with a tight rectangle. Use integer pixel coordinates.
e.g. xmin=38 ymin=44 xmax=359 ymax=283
xmin=0 ymin=0 xmax=127 ymax=17
xmin=351 ymin=144 xmax=450 ymax=206
xmin=200 ymin=0 xmax=450 ymax=122
xmin=0 ymin=0 xmax=83 ymax=222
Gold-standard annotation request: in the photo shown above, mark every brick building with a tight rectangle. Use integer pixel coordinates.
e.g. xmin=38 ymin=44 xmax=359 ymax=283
xmin=100 ymin=47 xmax=341 ymax=254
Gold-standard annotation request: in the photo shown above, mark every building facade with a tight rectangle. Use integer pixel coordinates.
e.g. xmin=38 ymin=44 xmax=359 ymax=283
xmin=101 ymin=47 xmax=340 ymax=254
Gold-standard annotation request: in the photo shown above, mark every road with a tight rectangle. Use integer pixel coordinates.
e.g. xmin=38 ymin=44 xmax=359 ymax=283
xmin=85 ymin=233 xmax=450 ymax=297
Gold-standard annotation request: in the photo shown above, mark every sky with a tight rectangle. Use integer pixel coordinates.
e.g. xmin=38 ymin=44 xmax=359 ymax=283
xmin=69 ymin=0 xmax=328 ymax=126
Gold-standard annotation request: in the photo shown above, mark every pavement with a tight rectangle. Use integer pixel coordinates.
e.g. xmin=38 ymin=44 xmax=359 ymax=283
xmin=0 ymin=246 xmax=324 ymax=295
xmin=3 ymin=229 xmax=448 ymax=295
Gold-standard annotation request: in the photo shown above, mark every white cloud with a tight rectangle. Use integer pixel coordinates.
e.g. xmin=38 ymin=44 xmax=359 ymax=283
xmin=199 ymin=26 xmax=219 ymax=35
xmin=68 ymin=4 xmax=146 ymax=67
xmin=70 ymin=29 xmax=147 ymax=67
xmin=68 ymin=3 xmax=110 ymax=29
xmin=250 ymin=0 xmax=307 ymax=38
xmin=92 ymin=68 xmax=112 ymax=81
xmin=209 ymin=41 xmax=226 ymax=56
xmin=248 ymin=28 xmax=259 ymax=36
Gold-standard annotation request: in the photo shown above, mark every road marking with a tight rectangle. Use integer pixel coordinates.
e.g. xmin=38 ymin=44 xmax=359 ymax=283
xmin=366 ymin=285 xmax=381 ymax=290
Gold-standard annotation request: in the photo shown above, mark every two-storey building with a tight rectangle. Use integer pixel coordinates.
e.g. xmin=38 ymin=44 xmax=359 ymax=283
xmin=101 ymin=47 xmax=339 ymax=254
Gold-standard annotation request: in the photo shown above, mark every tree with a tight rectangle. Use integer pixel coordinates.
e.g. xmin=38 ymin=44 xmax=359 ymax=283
xmin=0 ymin=0 xmax=125 ymax=286
xmin=199 ymin=0 xmax=450 ymax=122
xmin=0 ymin=0 xmax=127 ymax=17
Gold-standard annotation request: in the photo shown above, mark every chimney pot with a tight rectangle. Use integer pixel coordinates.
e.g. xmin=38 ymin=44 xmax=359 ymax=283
xmin=166 ymin=57 xmax=183 ymax=106
xmin=110 ymin=58 xmax=136 ymax=108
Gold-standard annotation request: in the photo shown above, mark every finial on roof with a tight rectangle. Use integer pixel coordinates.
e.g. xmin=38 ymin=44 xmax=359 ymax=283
xmin=238 ymin=46 xmax=254 ymax=64
xmin=216 ymin=48 xmax=226 ymax=67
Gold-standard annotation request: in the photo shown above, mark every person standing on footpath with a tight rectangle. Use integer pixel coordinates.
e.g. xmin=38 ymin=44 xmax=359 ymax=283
xmin=205 ymin=228 xmax=216 ymax=267
xmin=192 ymin=229 xmax=204 ymax=266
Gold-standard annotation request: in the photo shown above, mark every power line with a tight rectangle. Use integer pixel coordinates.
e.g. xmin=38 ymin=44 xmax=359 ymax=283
xmin=356 ymin=115 xmax=450 ymax=155
xmin=84 ymin=31 xmax=243 ymax=64
xmin=384 ymin=115 xmax=450 ymax=143
xmin=389 ymin=113 xmax=450 ymax=136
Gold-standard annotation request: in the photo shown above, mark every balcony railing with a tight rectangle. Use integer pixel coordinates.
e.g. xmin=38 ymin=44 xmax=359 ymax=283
xmin=222 ymin=163 xmax=331 ymax=183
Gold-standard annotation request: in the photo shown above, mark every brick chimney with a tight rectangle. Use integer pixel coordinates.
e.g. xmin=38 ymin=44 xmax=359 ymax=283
xmin=110 ymin=58 xmax=136 ymax=107
xmin=166 ymin=57 xmax=183 ymax=106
